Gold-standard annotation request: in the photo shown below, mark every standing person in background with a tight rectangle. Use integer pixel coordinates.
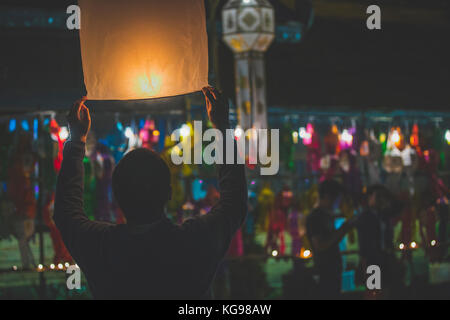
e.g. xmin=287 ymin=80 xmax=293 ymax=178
xmin=8 ymin=134 xmax=37 ymax=270
xmin=358 ymin=185 xmax=403 ymax=297
xmin=306 ymin=180 xmax=358 ymax=299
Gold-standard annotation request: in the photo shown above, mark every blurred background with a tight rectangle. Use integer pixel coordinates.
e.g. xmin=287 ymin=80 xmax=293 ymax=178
xmin=0 ymin=0 xmax=449 ymax=299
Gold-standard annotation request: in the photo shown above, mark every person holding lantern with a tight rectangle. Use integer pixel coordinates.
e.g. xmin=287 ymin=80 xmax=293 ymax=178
xmin=54 ymin=87 xmax=247 ymax=299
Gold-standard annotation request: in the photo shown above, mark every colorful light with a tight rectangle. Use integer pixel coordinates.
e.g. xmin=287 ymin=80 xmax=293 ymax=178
xmin=271 ymin=250 xmax=278 ymax=257
xmin=410 ymin=241 xmax=417 ymax=249
xmin=391 ymin=130 xmax=400 ymax=144
xmin=235 ymin=126 xmax=244 ymax=139
xmin=431 ymin=240 xmax=437 ymax=247
xmin=379 ymin=133 xmax=387 ymax=144
xmin=21 ymin=120 xmax=30 ymax=131
xmin=388 ymin=127 xmax=404 ymax=150
xmin=302 ymin=249 xmax=311 ymax=259
xmin=410 ymin=124 xmax=419 ymax=147
xmin=292 ymin=131 xmax=299 ymax=144
xmin=180 ymin=124 xmax=191 ymax=138
xmin=9 ymin=119 xmax=16 ymax=132
xmin=445 ymin=130 xmax=450 ymax=145
xmin=33 ymin=118 xmax=39 ymax=140
xmin=399 ymin=243 xmax=405 ymax=250
xmin=124 ymin=127 xmax=134 ymax=139
xmin=331 ymin=124 xmax=339 ymax=135
xmin=299 ymin=127 xmax=307 ymax=139
xmin=360 ymin=140 xmax=370 ymax=156
xmin=59 ymin=127 xmax=69 ymax=141
xmin=301 ymin=124 xmax=314 ymax=145
xmin=339 ymin=129 xmax=354 ymax=148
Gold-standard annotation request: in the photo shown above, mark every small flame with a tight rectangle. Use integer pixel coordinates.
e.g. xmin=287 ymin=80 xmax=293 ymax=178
xmin=136 ymin=72 xmax=162 ymax=97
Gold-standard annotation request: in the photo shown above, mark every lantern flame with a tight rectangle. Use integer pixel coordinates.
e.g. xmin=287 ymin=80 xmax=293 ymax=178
xmin=136 ymin=73 xmax=162 ymax=97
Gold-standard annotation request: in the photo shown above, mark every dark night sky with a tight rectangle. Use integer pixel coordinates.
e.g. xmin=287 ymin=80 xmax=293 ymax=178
xmin=0 ymin=0 xmax=449 ymax=113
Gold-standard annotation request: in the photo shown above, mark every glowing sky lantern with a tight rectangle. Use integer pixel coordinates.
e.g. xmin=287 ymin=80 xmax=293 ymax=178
xmin=79 ymin=0 xmax=209 ymax=100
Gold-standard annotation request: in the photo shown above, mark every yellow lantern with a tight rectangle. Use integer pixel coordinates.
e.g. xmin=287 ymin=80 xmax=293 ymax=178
xmin=79 ymin=0 xmax=209 ymax=100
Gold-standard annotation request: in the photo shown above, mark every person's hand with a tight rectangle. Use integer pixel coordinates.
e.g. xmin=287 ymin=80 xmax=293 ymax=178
xmin=67 ymin=97 xmax=91 ymax=143
xmin=202 ymin=87 xmax=230 ymax=130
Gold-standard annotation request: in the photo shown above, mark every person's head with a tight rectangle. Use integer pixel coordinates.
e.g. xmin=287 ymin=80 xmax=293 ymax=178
xmin=318 ymin=179 xmax=343 ymax=210
xmin=112 ymin=148 xmax=171 ymax=224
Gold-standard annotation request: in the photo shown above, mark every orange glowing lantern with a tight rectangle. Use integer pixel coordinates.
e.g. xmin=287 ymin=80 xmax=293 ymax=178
xmin=410 ymin=124 xmax=419 ymax=148
xmin=79 ymin=0 xmax=209 ymax=100
xmin=388 ymin=127 xmax=404 ymax=150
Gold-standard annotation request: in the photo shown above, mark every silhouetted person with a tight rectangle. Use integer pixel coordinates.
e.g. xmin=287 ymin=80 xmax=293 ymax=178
xmin=358 ymin=185 xmax=397 ymax=269
xmin=306 ymin=180 xmax=357 ymax=299
xmin=358 ymin=185 xmax=403 ymax=296
xmin=54 ymin=87 xmax=247 ymax=299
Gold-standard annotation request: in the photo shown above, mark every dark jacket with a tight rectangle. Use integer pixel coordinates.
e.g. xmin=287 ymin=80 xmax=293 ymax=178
xmin=54 ymin=141 xmax=247 ymax=299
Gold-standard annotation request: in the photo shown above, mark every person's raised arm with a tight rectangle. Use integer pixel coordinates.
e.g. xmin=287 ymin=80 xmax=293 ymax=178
xmin=311 ymin=216 xmax=359 ymax=254
xmin=54 ymin=98 xmax=112 ymax=265
xmin=183 ymin=87 xmax=247 ymax=258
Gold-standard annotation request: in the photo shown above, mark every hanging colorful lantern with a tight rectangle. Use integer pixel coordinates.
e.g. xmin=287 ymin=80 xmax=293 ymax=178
xmin=139 ymin=119 xmax=159 ymax=150
xmin=222 ymin=0 xmax=275 ymax=53
xmin=410 ymin=124 xmax=420 ymax=148
xmin=49 ymin=119 xmax=66 ymax=172
xmin=324 ymin=124 xmax=340 ymax=155
xmin=360 ymin=140 xmax=370 ymax=157
xmin=9 ymin=119 xmax=16 ymax=132
xmin=388 ymin=127 xmax=404 ymax=150
xmin=339 ymin=128 xmax=354 ymax=150
xmin=222 ymin=0 xmax=275 ymax=130
xmin=79 ymin=0 xmax=209 ymax=100
xmin=292 ymin=131 xmax=299 ymax=144
xmin=301 ymin=123 xmax=314 ymax=146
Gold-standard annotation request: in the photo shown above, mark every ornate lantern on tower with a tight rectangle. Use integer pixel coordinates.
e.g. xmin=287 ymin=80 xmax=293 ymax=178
xmin=222 ymin=0 xmax=275 ymax=130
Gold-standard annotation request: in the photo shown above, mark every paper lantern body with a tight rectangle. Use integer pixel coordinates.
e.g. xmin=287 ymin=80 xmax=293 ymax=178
xmin=79 ymin=0 xmax=209 ymax=100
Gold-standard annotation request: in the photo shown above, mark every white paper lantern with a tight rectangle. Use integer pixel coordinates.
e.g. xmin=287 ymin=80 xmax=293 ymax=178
xmin=79 ymin=0 xmax=209 ymax=101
